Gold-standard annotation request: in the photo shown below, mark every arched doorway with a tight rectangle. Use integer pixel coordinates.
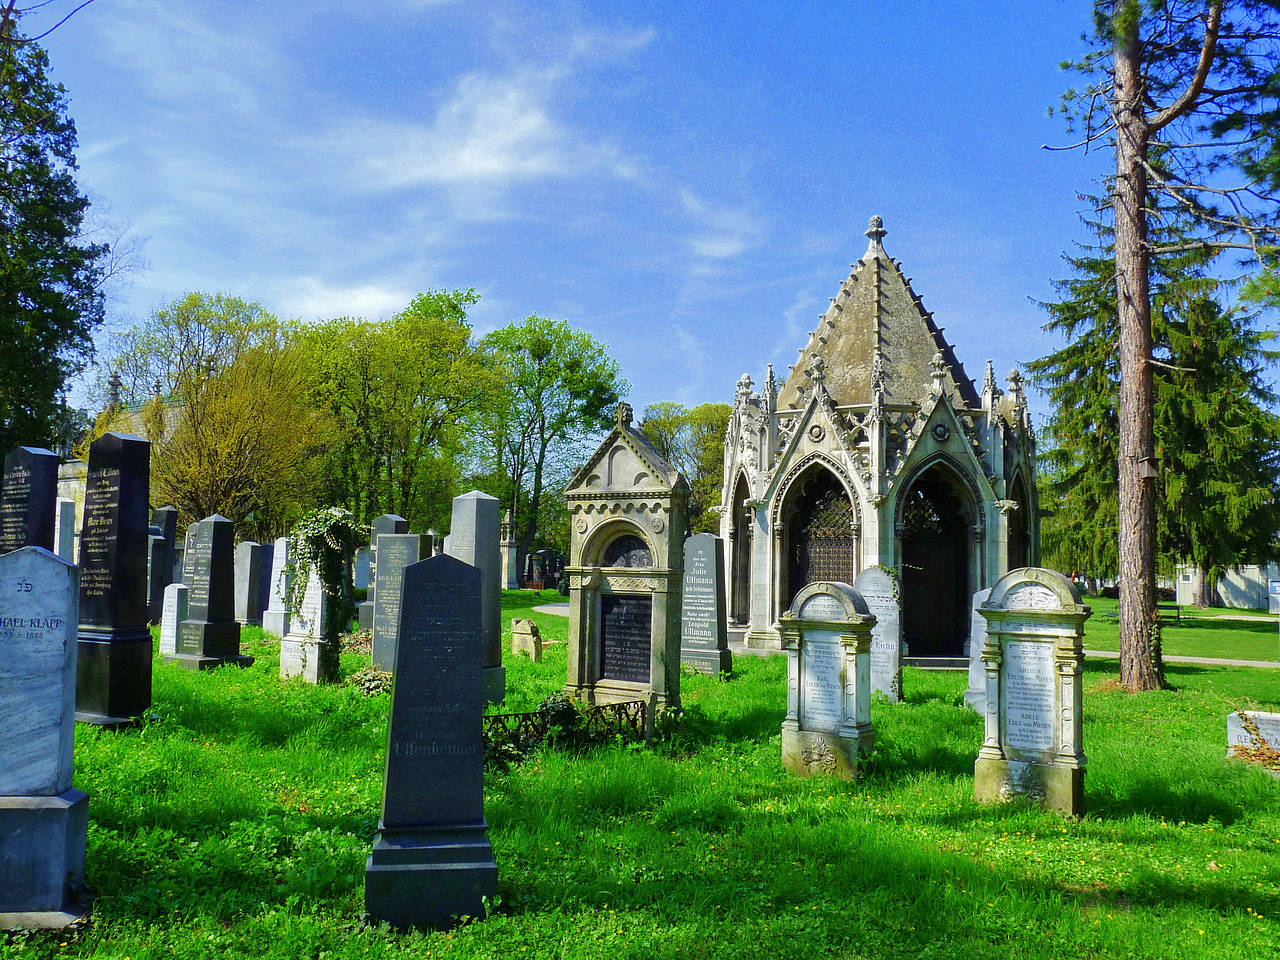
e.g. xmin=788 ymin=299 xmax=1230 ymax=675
xmin=729 ymin=474 xmax=752 ymax=625
xmin=1007 ymin=472 xmax=1031 ymax=572
xmin=900 ymin=463 xmax=972 ymax=657
xmin=781 ymin=466 xmax=856 ymax=610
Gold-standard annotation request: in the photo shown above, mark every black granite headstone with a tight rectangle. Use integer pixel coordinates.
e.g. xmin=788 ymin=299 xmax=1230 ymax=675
xmin=180 ymin=521 xmax=201 ymax=586
xmin=361 ymin=513 xmax=408 ymax=631
xmin=76 ymin=433 xmax=153 ymax=727
xmin=365 ymin=553 xmax=496 ymax=929
xmin=0 ymin=446 xmax=59 ymax=553
xmin=371 ymin=533 xmax=422 ymax=671
xmin=680 ymin=533 xmax=732 ymax=675
xmin=146 ymin=534 xmax=166 ymax=624
xmin=168 ymin=514 xmax=250 ymax=670
xmin=256 ymin=540 xmax=275 ymax=618
xmin=149 ymin=506 xmax=178 ymax=618
xmin=600 ymin=593 xmax=652 ymax=683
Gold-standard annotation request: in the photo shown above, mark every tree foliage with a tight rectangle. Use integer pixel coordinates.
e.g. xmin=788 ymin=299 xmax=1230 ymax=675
xmin=0 ymin=21 xmax=106 ymax=451
xmin=640 ymin=400 xmax=731 ymax=534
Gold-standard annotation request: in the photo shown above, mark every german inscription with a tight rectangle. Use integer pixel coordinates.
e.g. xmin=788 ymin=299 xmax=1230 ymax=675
xmin=599 ymin=593 xmax=651 ymax=683
xmin=1003 ymin=640 xmax=1055 ymax=753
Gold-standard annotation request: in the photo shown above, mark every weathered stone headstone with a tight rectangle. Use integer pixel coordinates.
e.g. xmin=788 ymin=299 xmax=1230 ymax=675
xmin=963 ymin=586 xmax=994 ymax=712
xmin=0 ymin=547 xmax=89 ymax=925
xmin=851 ymin=566 xmax=901 ymax=700
xmin=679 ymin=533 xmax=732 ymax=675
xmin=261 ymin=537 xmax=291 ymax=636
xmin=76 ymin=432 xmax=152 ymax=728
xmin=354 ymin=546 xmax=370 ymax=590
xmin=778 ymin=581 xmax=876 ymax=780
xmin=371 ymin=533 xmax=423 ymax=672
xmin=1228 ymin=710 xmax=1280 ymax=764
xmin=365 ymin=553 xmax=496 ymax=929
xmin=159 ymin=582 xmax=188 ymax=657
xmin=511 ymin=618 xmax=542 ymax=661
xmin=280 ymin=573 xmax=333 ymax=682
xmin=53 ymin=498 xmax=76 ymax=562
xmin=444 ymin=490 xmax=504 ymax=703
xmin=233 ymin=541 xmax=264 ymax=625
xmin=1 ymin=446 xmax=59 ymax=553
xmin=974 ymin=568 xmax=1090 ymax=817
xmin=500 ymin=508 xmax=519 ymax=589
xmin=168 ymin=515 xmax=251 ymax=670
xmin=359 ymin=514 xmax=408 ymax=631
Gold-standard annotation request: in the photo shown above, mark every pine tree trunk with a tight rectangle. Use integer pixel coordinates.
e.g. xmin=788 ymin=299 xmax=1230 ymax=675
xmin=1113 ymin=25 xmax=1165 ymax=692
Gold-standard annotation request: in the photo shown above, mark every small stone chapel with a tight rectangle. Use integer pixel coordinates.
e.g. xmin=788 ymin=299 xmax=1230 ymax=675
xmin=719 ymin=217 xmax=1038 ymax=656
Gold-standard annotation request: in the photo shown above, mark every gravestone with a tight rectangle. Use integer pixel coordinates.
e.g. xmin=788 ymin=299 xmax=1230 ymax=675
xmin=261 ymin=536 xmax=291 ymax=636
xmin=168 ymin=515 xmax=250 ymax=670
xmin=53 ymin=498 xmax=76 ymax=562
xmin=233 ymin=541 xmax=263 ymax=625
xmin=146 ymin=534 xmax=167 ymax=624
xmin=1228 ymin=710 xmax=1280 ymax=765
xmin=360 ymin=514 xmax=408 ymax=631
xmin=365 ymin=554 xmax=496 ymax=929
xmin=159 ymin=582 xmax=189 ymax=657
xmin=180 ymin=521 xmax=201 ymax=586
xmin=679 ymin=533 xmax=732 ymax=675
xmin=280 ymin=573 xmax=334 ymax=682
xmin=0 ymin=547 xmax=89 ymax=926
xmin=148 ymin=506 xmax=178 ymax=618
xmin=500 ymin=509 xmax=519 ymax=588
xmin=778 ymin=581 xmax=876 ymax=780
xmin=963 ymin=586 xmax=994 ymax=712
xmin=256 ymin=540 xmax=275 ymax=618
xmin=76 ymin=432 xmax=153 ymax=728
xmin=974 ymin=568 xmax=1090 ymax=816
xmin=852 ymin=566 xmax=901 ymax=700
xmin=354 ymin=547 xmax=370 ymax=590
xmin=444 ymin=490 xmax=504 ymax=703
xmin=511 ymin=618 xmax=542 ymax=661
xmin=1 ymin=446 xmax=59 ymax=553
xmin=371 ymin=533 xmax=423 ymax=671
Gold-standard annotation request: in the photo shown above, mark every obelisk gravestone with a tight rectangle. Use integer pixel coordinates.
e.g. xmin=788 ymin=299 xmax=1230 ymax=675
xmin=76 ymin=433 xmax=152 ymax=728
xmin=444 ymin=490 xmax=504 ymax=703
xmin=365 ymin=553 xmax=496 ymax=929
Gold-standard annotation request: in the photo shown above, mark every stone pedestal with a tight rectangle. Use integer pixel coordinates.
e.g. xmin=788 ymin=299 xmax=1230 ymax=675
xmin=973 ymin=568 xmax=1090 ymax=817
xmin=779 ymin=582 xmax=876 ymax=780
xmin=0 ymin=790 xmax=89 ymax=927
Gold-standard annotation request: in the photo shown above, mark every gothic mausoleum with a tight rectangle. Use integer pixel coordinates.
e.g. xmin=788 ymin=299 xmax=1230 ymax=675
xmin=719 ymin=217 xmax=1038 ymax=656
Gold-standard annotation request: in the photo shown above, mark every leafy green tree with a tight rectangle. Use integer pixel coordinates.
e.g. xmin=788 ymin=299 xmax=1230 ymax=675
xmin=482 ymin=316 xmax=627 ymax=563
xmin=1057 ymin=1 xmax=1280 ymax=690
xmin=640 ymin=400 xmax=731 ymax=534
xmin=298 ymin=290 xmax=499 ymax=531
xmin=0 ymin=21 xmax=106 ymax=451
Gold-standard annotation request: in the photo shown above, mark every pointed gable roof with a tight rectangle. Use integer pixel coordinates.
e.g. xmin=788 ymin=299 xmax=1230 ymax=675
xmin=776 ymin=217 xmax=980 ymax=412
xmin=566 ymin=402 xmax=686 ymax=495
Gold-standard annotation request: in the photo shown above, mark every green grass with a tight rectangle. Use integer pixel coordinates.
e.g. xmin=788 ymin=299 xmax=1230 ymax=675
xmin=1082 ymin=596 xmax=1279 ymax=662
xmin=7 ymin=593 xmax=1280 ymax=959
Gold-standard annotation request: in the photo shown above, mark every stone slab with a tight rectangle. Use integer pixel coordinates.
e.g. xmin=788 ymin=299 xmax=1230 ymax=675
xmin=233 ymin=541 xmax=263 ymax=625
xmin=159 ymin=583 xmax=188 ymax=657
xmin=1228 ymin=710 xmax=1280 ymax=752
xmin=853 ymin=566 xmax=901 ymax=700
xmin=0 ymin=789 xmax=88 ymax=916
xmin=963 ymin=587 xmax=993 ymax=712
xmin=371 ymin=534 xmax=422 ymax=671
xmin=261 ymin=537 xmax=290 ymax=636
xmin=53 ymin=498 xmax=76 ymax=563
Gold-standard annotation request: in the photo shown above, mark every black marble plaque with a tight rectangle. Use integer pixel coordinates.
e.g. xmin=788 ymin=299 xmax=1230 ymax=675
xmin=371 ymin=533 xmax=422 ymax=671
xmin=381 ymin=553 xmax=483 ymax=829
xmin=77 ymin=434 xmax=150 ymax=630
xmin=1 ymin=446 xmax=59 ymax=553
xmin=599 ymin=593 xmax=651 ymax=683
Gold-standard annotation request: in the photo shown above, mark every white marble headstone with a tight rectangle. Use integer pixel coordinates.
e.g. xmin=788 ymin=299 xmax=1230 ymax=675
xmin=800 ymin=628 xmax=844 ymax=735
xmin=853 ymin=567 xmax=901 ymax=701
xmin=963 ymin=586 xmax=993 ymax=712
xmin=54 ymin=497 xmax=76 ymax=563
xmin=160 ymin=582 xmax=189 ymax=656
xmin=262 ymin=536 xmax=291 ymax=636
xmin=0 ymin=547 xmax=79 ymax=796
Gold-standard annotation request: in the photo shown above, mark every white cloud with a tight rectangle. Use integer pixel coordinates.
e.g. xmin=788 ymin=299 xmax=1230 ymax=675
xmin=679 ymin=188 xmax=761 ymax=261
xmin=273 ymin=276 xmax=415 ymax=321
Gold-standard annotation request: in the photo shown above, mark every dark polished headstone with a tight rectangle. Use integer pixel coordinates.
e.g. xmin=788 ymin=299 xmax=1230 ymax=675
xmin=600 ymin=593 xmax=652 ymax=683
xmin=75 ymin=433 xmax=152 ymax=728
xmin=365 ymin=553 xmax=495 ymax=929
xmin=146 ymin=535 xmax=166 ymax=624
xmin=167 ymin=515 xmax=250 ymax=670
xmin=233 ymin=541 xmax=263 ymax=625
xmin=371 ymin=533 xmax=422 ymax=671
xmin=1 ymin=446 xmax=59 ymax=553
xmin=679 ymin=533 xmax=732 ymax=675
xmin=148 ymin=506 xmax=178 ymax=619
xmin=362 ymin=514 xmax=408 ymax=634
xmin=256 ymin=540 xmax=275 ymax=618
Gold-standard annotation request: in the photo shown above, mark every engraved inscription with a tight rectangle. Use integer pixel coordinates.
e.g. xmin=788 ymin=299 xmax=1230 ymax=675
xmin=1005 ymin=583 xmax=1059 ymax=612
xmin=801 ymin=633 xmax=843 ymax=734
xmin=1003 ymin=640 xmax=1055 ymax=754
xmin=680 ymin=545 xmax=718 ymax=647
xmin=799 ymin=593 xmax=844 ymax=622
xmin=599 ymin=593 xmax=651 ymax=683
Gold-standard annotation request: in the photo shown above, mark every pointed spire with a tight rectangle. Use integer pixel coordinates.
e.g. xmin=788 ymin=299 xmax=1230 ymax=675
xmin=107 ymin=370 xmax=123 ymax=411
xmin=763 ymin=363 xmax=776 ymax=396
xmin=864 ymin=215 xmax=887 ymax=259
xmin=983 ymin=359 xmax=997 ymax=397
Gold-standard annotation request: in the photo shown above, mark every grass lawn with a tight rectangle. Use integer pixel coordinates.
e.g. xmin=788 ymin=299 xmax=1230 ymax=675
xmin=1082 ymin=596 xmax=1279 ymax=663
xmin=8 ymin=590 xmax=1280 ymax=959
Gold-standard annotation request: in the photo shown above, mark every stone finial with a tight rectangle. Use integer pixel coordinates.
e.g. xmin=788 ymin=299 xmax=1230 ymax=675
xmin=153 ymin=378 xmax=163 ymax=398
xmin=930 ymin=351 xmax=947 ymax=396
xmin=983 ymin=360 xmax=997 ymax=396
xmin=864 ymin=215 xmax=887 ymax=258
xmin=107 ymin=370 xmax=122 ymax=410
xmin=764 ymin=363 xmax=776 ymax=396
xmin=736 ymin=373 xmax=754 ymax=401
xmin=870 ymin=350 xmax=886 ymax=393
xmin=616 ymin=401 xmax=634 ymax=429
xmin=807 ymin=355 xmax=826 ymax=385
xmin=1007 ymin=368 xmax=1027 ymax=421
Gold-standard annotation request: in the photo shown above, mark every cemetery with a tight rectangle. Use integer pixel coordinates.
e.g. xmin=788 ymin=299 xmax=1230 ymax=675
xmin=4 ymin=3 xmax=1280 ymax=958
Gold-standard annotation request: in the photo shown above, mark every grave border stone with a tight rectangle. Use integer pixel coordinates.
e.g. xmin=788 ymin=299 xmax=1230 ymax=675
xmin=975 ymin=567 xmax=1090 ymax=817
xmin=778 ymin=580 xmax=876 ymax=780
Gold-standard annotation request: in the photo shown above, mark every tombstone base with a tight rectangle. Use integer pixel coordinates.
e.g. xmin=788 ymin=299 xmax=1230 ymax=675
xmin=75 ymin=627 xmax=153 ymax=727
xmin=482 ymin=665 xmax=506 ymax=705
xmin=176 ymin=619 xmax=243 ymax=660
xmin=974 ymin=757 xmax=1084 ymax=817
xmin=0 ymin=790 xmax=88 ymax=918
xmin=780 ymin=721 xmax=873 ymax=781
xmin=234 ymin=616 xmax=262 ymax=627
xmin=357 ymin=601 xmax=374 ymax=631
xmin=280 ymin=637 xmax=339 ymax=683
xmin=164 ymin=652 xmax=254 ymax=671
xmin=364 ymin=822 xmax=497 ymax=930
xmin=262 ymin=609 xmax=289 ymax=636
xmin=680 ymin=647 xmax=733 ymax=676
xmin=745 ymin=629 xmax=782 ymax=651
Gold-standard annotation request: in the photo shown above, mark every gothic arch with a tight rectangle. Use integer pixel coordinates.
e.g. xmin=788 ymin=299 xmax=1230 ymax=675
xmin=771 ymin=451 xmax=862 ymax=529
xmin=1006 ymin=469 xmax=1033 ymax=572
xmin=774 ymin=458 xmax=861 ymax=611
xmin=728 ymin=471 xmax=753 ymax=625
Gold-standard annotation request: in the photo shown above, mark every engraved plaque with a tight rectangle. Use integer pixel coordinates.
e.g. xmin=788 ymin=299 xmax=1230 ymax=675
xmin=599 ymin=593 xmax=651 ymax=683
xmin=1005 ymin=583 xmax=1059 ymax=612
xmin=800 ymin=632 xmax=843 ymax=734
xmin=1003 ymin=640 xmax=1055 ymax=754
xmin=799 ymin=594 xmax=844 ymax=622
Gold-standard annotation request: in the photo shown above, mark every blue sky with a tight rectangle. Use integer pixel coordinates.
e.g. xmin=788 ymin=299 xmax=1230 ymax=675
xmin=39 ymin=0 xmax=1109 ymax=421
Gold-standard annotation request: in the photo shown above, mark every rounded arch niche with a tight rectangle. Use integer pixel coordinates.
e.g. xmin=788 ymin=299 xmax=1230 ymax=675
xmin=896 ymin=457 xmax=979 ymax=658
xmin=776 ymin=460 xmax=859 ymax=612
xmin=582 ymin=519 xmax=656 ymax=570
